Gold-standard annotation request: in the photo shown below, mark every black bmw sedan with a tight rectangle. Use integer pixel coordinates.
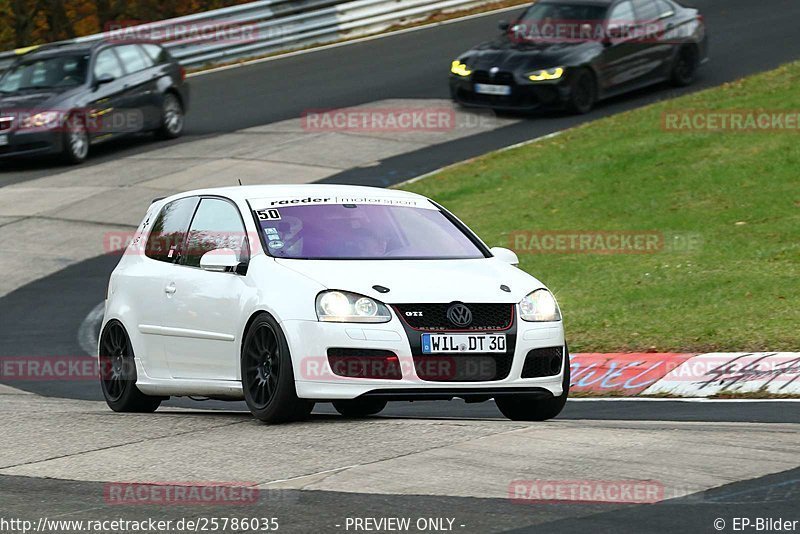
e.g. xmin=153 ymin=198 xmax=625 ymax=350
xmin=0 ymin=40 xmax=189 ymax=164
xmin=449 ymin=0 xmax=708 ymax=113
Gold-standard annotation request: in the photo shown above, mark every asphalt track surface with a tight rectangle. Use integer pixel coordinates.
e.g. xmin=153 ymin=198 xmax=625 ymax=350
xmin=3 ymin=0 xmax=800 ymax=186
xmin=1 ymin=467 xmax=798 ymax=533
xmin=1 ymin=2 xmax=800 ymax=531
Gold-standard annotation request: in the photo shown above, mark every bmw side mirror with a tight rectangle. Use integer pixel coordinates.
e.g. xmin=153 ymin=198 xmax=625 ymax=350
xmin=93 ymin=73 xmax=115 ymax=89
xmin=490 ymin=247 xmax=519 ymax=266
xmin=200 ymin=248 xmax=241 ymax=273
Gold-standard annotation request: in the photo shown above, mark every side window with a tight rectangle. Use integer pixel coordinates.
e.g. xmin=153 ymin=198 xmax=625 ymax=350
xmin=145 ymin=197 xmax=199 ymax=263
xmin=135 ymin=45 xmax=155 ymax=68
xmin=183 ymin=198 xmax=249 ymax=269
xmin=93 ymin=48 xmax=123 ymax=80
xmin=633 ymin=0 xmax=661 ymax=22
xmin=654 ymin=0 xmax=674 ymax=17
xmin=608 ymin=1 xmax=635 ymax=25
xmin=141 ymin=44 xmax=167 ymax=64
xmin=115 ymin=44 xmax=148 ymax=74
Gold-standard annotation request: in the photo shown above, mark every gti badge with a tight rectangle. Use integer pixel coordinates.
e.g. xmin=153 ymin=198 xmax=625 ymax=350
xmin=446 ymin=303 xmax=473 ymax=327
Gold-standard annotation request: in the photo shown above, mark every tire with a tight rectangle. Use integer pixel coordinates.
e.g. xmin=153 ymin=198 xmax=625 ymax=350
xmin=670 ymin=46 xmax=698 ymax=87
xmin=99 ymin=320 xmax=163 ymax=413
xmin=156 ymin=92 xmax=184 ymax=139
xmin=241 ymin=313 xmax=314 ymax=423
xmin=566 ymin=68 xmax=597 ymax=114
xmin=495 ymin=345 xmax=570 ymax=421
xmin=62 ymin=113 xmax=89 ymax=164
xmin=333 ymin=398 xmax=387 ymax=418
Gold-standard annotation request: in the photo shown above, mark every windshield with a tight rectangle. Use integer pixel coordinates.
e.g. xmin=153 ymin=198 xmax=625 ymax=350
xmin=512 ymin=3 xmax=609 ymax=43
xmin=254 ymin=202 xmax=486 ymax=260
xmin=0 ymin=54 xmax=89 ymax=92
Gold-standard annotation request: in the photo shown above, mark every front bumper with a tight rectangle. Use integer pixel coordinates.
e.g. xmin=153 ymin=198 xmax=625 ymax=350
xmin=282 ymin=315 xmax=566 ymax=401
xmin=449 ymin=75 xmax=571 ymax=111
xmin=0 ymin=126 xmax=62 ymax=158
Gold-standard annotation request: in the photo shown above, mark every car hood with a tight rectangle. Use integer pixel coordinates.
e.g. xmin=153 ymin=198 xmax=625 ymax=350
xmin=0 ymin=88 xmax=71 ymax=111
xmin=461 ymin=38 xmax=594 ymax=72
xmin=274 ymin=258 xmax=544 ymax=303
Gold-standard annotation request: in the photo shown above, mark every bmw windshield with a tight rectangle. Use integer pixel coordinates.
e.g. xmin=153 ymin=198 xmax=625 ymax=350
xmin=252 ymin=200 xmax=487 ymax=260
xmin=511 ymin=2 xmax=609 ymax=43
xmin=0 ymin=54 xmax=89 ymax=93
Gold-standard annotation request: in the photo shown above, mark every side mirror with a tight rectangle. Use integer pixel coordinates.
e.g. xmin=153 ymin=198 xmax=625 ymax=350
xmin=498 ymin=20 xmax=510 ymax=31
xmin=93 ymin=73 xmax=115 ymax=89
xmin=200 ymin=248 xmax=241 ymax=273
xmin=490 ymin=247 xmax=519 ymax=266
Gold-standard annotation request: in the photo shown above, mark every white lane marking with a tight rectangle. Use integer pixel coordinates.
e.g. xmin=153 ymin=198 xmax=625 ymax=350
xmin=258 ymin=464 xmax=361 ymax=486
xmin=77 ymin=302 xmax=105 ymax=357
xmin=189 ymin=4 xmax=527 ymax=78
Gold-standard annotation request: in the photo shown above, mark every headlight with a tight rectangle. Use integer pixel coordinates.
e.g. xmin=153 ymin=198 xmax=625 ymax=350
xmin=519 ymin=289 xmax=561 ymax=322
xmin=528 ymin=67 xmax=565 ymax=81
xmin=21 ymin=111 xmax=61 ymax=129
xmin=316 ymin=291 xmax=392 ymax=323
xmin=451 ymin=60 xmax=472 ymax=77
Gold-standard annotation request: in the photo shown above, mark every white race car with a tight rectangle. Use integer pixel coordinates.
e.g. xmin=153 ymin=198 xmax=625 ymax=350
xmin=100 ymin=184 xmax=568 ymax=422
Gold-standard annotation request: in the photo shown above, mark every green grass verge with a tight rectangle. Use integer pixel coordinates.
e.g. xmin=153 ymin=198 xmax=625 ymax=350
xmin=402 ymin=62 xmax=800 ymax=352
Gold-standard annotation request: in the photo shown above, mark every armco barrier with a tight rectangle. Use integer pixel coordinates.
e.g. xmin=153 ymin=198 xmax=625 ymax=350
xmin=571 ymin=352 xmax=800 ymax=397
xmin=0 ymin=0 xmax=495 ymax=72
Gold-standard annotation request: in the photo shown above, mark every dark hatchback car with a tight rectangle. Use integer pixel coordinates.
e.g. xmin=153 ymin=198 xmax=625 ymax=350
xmin=0 ymin=40 xmax=189 ymax=163
xmin=450 ymin=0 xmax=708 ymax=113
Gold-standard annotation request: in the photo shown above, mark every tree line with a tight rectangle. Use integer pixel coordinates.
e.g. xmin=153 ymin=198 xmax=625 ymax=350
xmin=0 ymin=0 xmax=252 ymax=50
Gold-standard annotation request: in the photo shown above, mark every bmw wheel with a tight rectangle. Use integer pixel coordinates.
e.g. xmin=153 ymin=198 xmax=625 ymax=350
xmin=333 ymin=398 xmax=388 ymax=417
xmin=62 ymin=113 xmax=89 ymax=164
xmin=156 ymin=92 xmax=184 ymax=139
xmin=242 ymin=313 xmax=314 ymax=423
xmin=670 ymin=46 xmax=698 ymax=87
xmin=495 ymin=345 xmax=570 ymax=421
xmin=99 ymin=320 xmax=163 ymax=413
xmin=566 ymin=69 xmax=597 ymax=114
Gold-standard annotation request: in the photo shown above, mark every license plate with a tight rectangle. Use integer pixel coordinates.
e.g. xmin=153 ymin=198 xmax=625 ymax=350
xmin=0 ymin=134 xmax=7 ymax=146
xmin=474 ymin=83 xmax=512 ymax=96
xmin=422 ymin=333 xmax=506 ymax=354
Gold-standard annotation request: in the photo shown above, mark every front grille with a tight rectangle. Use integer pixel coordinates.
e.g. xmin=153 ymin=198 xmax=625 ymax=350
xmin=394 ymin=303 xmax=517 ymax=382
xmin=521 ymin=347 xmax=564 ymax=378
xmin=471 ymin=70 xmax=516 ymax=84
xmin=327 ymin=348 xmax=402 ymax=380
xmin=394 ymin=303 xmax=514 ymax=332
xmin=413 ymin=353 xmax=514 ymax=382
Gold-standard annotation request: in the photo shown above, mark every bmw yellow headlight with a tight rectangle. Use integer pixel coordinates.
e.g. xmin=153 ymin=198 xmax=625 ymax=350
xmin=451 ymin=60 xmax=472 ymax=77
xmin=528 ymin=67 xmax=565 ymax=82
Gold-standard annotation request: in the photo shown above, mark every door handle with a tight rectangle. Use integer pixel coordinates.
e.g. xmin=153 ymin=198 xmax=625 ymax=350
xmin=164 ymin=283 xmax=177 ymax=295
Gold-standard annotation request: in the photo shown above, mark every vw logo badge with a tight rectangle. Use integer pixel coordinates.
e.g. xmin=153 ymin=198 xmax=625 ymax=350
xmin=446 ymin=303 xmax=473 ymax=328
xmin=490 ymin=67 xmax=499 ymax=76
